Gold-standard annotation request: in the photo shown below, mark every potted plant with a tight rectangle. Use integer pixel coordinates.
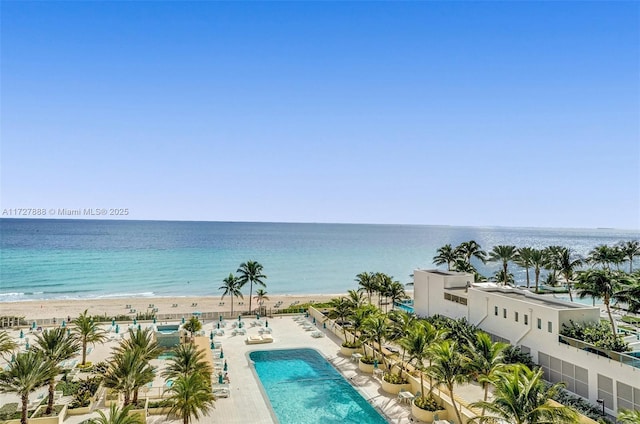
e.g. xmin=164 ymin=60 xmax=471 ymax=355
xmin=380 ymin=372 xmax=411 ymax=395
xmin=104 ymin=389 xmax=120 ymax=407
xmin=340 ymin=340 xmax=363 ymax=356
xmin=358 ymin=355 xmax=376 ymax=373
xmin=411 ymin=395 xmax=448 ymax=423
xmin=147 ymin=399 xmax=175 ymax=415
xmin=30 ymin=404 xmax=68 ymax=424
xmin=127 ymin=398 xmax=148 ymax=423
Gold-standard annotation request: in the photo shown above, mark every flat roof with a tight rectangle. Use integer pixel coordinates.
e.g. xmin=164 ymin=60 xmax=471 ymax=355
xmin=473 ymin=287 xmax=596 ymax=310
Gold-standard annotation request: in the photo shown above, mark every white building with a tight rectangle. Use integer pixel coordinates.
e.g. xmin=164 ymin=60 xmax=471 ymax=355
xmin=413 ymin=269 xmax=640 ymax=416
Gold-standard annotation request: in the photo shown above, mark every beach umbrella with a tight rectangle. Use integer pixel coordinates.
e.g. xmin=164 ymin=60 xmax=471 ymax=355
xmin=19 ymin=330 xmax=24 ymax=338
xmin=219 ymin=315 xmax=223 ymax=322
xmin=32 ymin=322 xmax=36 ymax=329
xmin=219 ymin=350 xmax=224 ymax=359
xmin=210 ymin=331 xmax=214 ymax=340
xmin=115 ymin=325 xmax=119 ymax=334
xmin=25 ymin=342 xmax=30 ymax=350
xmin=265 ymin=321 xmax=268 ymax=327
xmin=62 ymin=320 xmax=66 ymax=327
xmin=223 ymin=361 xmax=228 ymax=371
xmin=373 ymin=359 xmax=378 ymax=369
xmin=153 ymin=317 xmax=156 ymax=324
xmin=111 ymin=318 xmax=116 ymax=326
xmin=133 ymin=318 xmax=137 ymax=325
xmin=239 ymin=322 xmax=242 ymax=329
xmin=323 ymin=322 xmax=326 ymax=329
xmin=138 ymin=324 xmax=141 ymax=330
xmin=217 ymin=322 xmax=220 ymax=329
xmin=10 ymin=354 xmax=15 ymax=362
xmin=313 ymin=317 xmax=316 ymax=324
xmin=256 ymin=313 xmax=260 ymax=320
xmin=181 ymin=317 xmax=185 ymax=324
xmin=218 ymin=373 xmax=224 ymax=384
xmin=210 ymin=342 xmax=215 ymax=349
xmin=238 ymin=315 xmax=241 ymax=321
xmin=67 ymin=329 xmax=71 ymax=336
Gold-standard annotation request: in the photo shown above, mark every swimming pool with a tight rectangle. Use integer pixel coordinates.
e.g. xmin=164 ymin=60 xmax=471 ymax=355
xmin=249 ymin=348 xmax=388 ymax=424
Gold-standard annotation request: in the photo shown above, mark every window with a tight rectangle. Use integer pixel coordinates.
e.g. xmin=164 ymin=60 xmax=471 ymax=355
xmin=524 ymin=314 xmax=528 ymax=325
xmin=515 ymin=312 xmax=519 ymax=322
xmin=494 ymin=306 xmax=498 ymax=316
xmin=537 ymin=318 xmax=542 ymax=329
xmin=548 ymin=321 xmax=553 ymax=333
xmin=503 ymin=308 xmax=507 ymax=319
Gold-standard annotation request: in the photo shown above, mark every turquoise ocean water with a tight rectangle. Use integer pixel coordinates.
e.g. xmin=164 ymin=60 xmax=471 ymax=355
xmin=0 ymin=219 xmax=638 ymax=301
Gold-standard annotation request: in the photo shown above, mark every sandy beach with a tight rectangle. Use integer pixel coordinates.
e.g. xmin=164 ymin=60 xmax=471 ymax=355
xmin=0 ymin=293 xmax=350 ymax=322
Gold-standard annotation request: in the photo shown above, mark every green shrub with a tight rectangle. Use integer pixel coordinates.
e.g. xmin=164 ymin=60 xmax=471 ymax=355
xmin=31 ymin=405 xmax=64 ymax=418
xmin=0 ymin=403 xmax=18 ymax=420
xmin=56 ymin=380 xmax=80 ymax=396
xmin=148 ymin=399 xmax=174 ymax=408
xmin=382 ymin=373 xmax=408 ymax=385
xmin=359 ymin=355 xmax=376 ymax=365
xmin=341 ymin=340 xmax=362 ymax=349
xmin=561 ymin=320 xmax=630 ymax=352
xmin=549 ymin=385 xmax=614 ymax=424
xmin=503 ymin=345 xmax=536 ymax=369
xmin=413 ymin=395 xmax=444 ymax=411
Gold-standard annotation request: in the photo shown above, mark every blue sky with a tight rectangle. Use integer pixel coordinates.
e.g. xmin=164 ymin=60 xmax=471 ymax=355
xmin=2 ymin=1 xmax=639 ymax=229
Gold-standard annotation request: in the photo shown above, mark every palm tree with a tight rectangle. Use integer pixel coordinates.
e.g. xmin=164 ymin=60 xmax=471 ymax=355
xmin=488 ymin=245 xmax=517 ymax=286
xmin=349 ymin=305 xmax=377 ymax=346
xmin=327 ymin=297 xmax=351 ymax=334
xmin=543 ymin=245 xmax=565 ymax=282
xmin=618 ymin=408 xmax=640 ymax=424
xmin=427 ymin=340 xmax=470 ymax=424
xmin=166 ymin=373 xmax=215 ymax=424
xmin=253 ymin=288 xmax=269 ymax=311
xmin=0 ymin=351 xmax=55 ymax=424
xmin=465 ymin=332 xmax=507 ymax=416
xmin=433 ymin=244 xmax=458 ymax=271
xmin=346 ymin=289 xmax=366 ymax=310
xmin=89 ymin=403 xmax=144 ymax=424
xmin=588 ymin=244 xmax=624 ymax=270
xmin=162 ymin=343 xmax=213 ymax=381
xmin=373 ymin=272 xmax=393 ymax=309
xmin=72 ymin=309 xmax=108 ymax=365
xmin=529 ymin=248 xmax=545 ymax=293
xmin=103 ymin=349 xmax=153 ymax=406
xmin=0 ymin=330 xmax=18 ymax=356
xmin=452 ymin=258 xmax=477 ymax=273
xmin=33 ymin=327 xmax=81 ymax=414
xmin=576 ymin=269 xmax=630 ymax=336
xmin=557 ymin=247 xmax=583 ymax=302
xmin=183 ymin=316 xmax=202 ymax=339
xmin=619 ymin=240 xmax=640 ymax=273
xmin=114 ymin=327 xmax=161 ymax=361
xmin=387 ymin=310 xmax=417 ymax=378
xmin=385 ymin=281 xmax=406 ymax=312
xmin=219 ymin=273 xmax=243 ymax=316
xmin=469 ymin=365 xmax=578 ymax=424
xmin=615 ymin=278 xmax=640 ymax=313
xmin=456 ymin=240 xmax=487 ymax=265
xmin=515 ymin=247 xmax=534 ymax=288
xmin=355 ymin=272 xmax=377 ymax=304
xmin=237 ymin=260 xmax=267 ymax=314
xmin=400 ymin=322 xmax=430 ymax=399
xmin=361 ymin=313 xmax=389 ymax=367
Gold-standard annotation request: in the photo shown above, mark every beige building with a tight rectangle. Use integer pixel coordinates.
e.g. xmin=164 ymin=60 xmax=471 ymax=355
xmin=413 ymin=269 xmax=640 ymax=416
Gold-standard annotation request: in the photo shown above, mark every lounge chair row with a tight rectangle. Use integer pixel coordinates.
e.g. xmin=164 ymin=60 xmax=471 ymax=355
xmin=245 ymin=334 xmax=273 ymax=344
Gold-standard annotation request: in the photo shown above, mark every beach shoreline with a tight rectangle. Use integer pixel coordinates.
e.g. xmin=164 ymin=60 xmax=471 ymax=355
xmin=0 ymin=292 xmax=406 ymax=322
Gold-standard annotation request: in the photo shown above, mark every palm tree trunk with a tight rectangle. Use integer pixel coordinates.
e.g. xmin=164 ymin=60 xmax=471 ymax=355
xmin=525 ymin=267 xmax=530 ymax=288
xmin=419 ymin=371 xmax=425 ymax=401
xmin=605 ymin=296 xmax=617 ymax=337
xmin=82 ymin=338 xmax=87 ymax=365
xmin=133 ymin=387 xmax=139 ymax=403
xmin=567 ymin=277 xmax=574 ymax=302
xmin=184 ymin=412 xmax=189 ymax=424
xmin=248 ymin=282 xmax=253 ymax=313
xmin=503 ymin=263 xmax=508 ymax=285
xmin=46 ymin=377 xmax=55 ymax=414
xmin=230 ymin=298 xmax=234 ymax=316
xmin=535 ymin=268 xmax=540 ymax=293
xmin=481 ymin=382 xmax=488 ymax=416
xmin=21 ymin=393 xmax=28 ymax=424
xmin=449 ymin=385 xmax=463 ymax=424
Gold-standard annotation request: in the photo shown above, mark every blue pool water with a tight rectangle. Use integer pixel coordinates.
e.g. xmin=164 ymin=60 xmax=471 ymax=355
xmin=250 ymin=348 xmax=388 ymax=424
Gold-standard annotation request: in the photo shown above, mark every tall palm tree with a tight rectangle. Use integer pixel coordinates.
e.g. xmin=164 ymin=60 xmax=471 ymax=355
xmin=529 ymin=248 xmax=545 ymax=293
xmin=488 ymin=245 xmax=517 ymax=286
xmin=219 ymin=273 xmax=243 ymax=316
xmin=253 ymin=288 xmax=269 ymax=310
xmin=349 ymin=305 xmax=377 ymax=346
xmin=114 ymin=327 xmax=161 ymax=361
xmin=465 ymin=332 xmax=507 ymax=416
xmin=166 ymin=373 xmax=215 ymax=424
xmin=469 ymin=365 xmax=578 ymax=424
xmin=433 ymin=244 xmax=458 ymax=271
xmin=103 ymin=349 xmax=154 ymax=406
xmin=615 ymin=278 xmax=640 ymax=313
xmin=543 ymin=245 xmax=565 ymax=282
xmin=557 ymin=247 xmax=583 ymax=302
xmin=452 ymin=258 xmax=477 ymax=274
xmin=386 ymin=281 xmax=407 ymax=312
xmin=427 ymin=340 xmax=470 ymax=424
xmin=0 ymin=351 xmax=55 ymax=424
xmin=576 ymin=269 xmax=630 ymax=336
xmin=456 ymin=240 xmax=487 ymax=265
xmin=328 ymin=297 xmax=353 ymax=342
xmin=355 ymin=272 xmax=377 ymax=305
xmin=618 ymin=240 xmax=640 ymax=273
xmin=346 ymin=289 xmax=366 ymax=310
xmin=361 ymin=313 xmax=390 ymax=367
xmin=33 ymin=327 xmax=81 ymax=414
xmin=237 ymin=260 xmax=267 ymax=314
xmin=515 ymin=247 xmax=534 ymax=288
xmin=401 ymin=323 xmax=430 ymax=400
xmin=72 ymin=309 xmax=108 ymax=365
xmin=183 ymin=316 xmax=202 ymax=339
xmin=162 ymin=343 xmax=213 ymax=381
xmin=0 ymin=330 xmax=18 ymax=356
xmin=588 ymin=244 xmax=624 ymax=270
xmin=373 ymin=272 xmax=393 ymax=309
xmin=387 ymin=310 xmax=417 ymax=378
xmin=88 ymin=403 xmax=144 ymax=424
